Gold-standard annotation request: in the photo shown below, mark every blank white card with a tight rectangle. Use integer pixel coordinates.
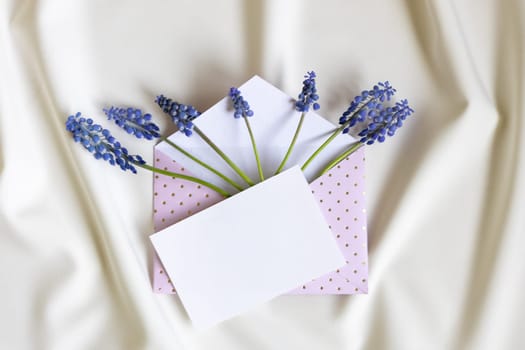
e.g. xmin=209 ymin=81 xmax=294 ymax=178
xmin=150 ymin=166 xmax=346 ymax=329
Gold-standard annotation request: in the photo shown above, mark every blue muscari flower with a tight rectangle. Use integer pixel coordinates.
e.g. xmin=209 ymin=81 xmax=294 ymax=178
xmin=65 ymin=112 xmax=146 ymax=173
xmin=339 ymin=81 xmax=397 ymax=134
xmin=357 ymin=99 xmax=414 ymax=145
xmin=228 ymin=87 xmax=254 ymax=118
xmin=295 ymin=71 xmax=320 ymax=112
xmin=370 ymin=81 xmax=396 ymax=102
xmin=103 ymin=106 xmax=160 ymax=140
xmin=155 ymin=95 xmax=200 ymax=137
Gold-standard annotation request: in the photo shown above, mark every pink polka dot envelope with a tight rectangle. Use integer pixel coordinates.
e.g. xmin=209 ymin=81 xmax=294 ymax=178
xmin=151 ymin=76 xmax=368 ymax=298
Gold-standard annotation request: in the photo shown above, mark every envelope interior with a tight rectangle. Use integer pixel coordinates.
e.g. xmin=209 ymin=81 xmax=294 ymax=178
xmin=156 ymin=75 xmax=356 ymax=193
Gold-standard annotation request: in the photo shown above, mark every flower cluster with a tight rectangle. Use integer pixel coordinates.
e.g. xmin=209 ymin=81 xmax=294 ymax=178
xmin=65 ymin=72 xmax=414 ymax=194
xmin=155 ymin=95 xmax=200 ymax=136
xmin=103 ymin=106 xmax=160 ymax=140
xmin=357 ymin=99 xmax=414 ymax=144
xmin=295 ymin=71 xmax=320 ymax=112
xmin=229 ymin=87 xmax=254 ymax=118
xmin=66 ymin=112 xmax=145 ymax=173
xmin=338 ymin=81 xmax=397 ymax=134
xmin=370 ymin=81 xmax=396 ymax=102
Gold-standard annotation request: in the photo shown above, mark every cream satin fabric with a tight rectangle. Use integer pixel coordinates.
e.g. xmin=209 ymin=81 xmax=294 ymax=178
xmin=1 ymin=0 xmax=524 ymax=349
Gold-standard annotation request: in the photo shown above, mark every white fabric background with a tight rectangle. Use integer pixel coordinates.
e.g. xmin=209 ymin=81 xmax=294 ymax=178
xmin=1 ymin=0 xmax=524 ymax=349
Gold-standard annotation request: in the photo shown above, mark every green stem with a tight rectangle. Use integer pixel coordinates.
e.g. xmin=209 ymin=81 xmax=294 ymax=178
xmin=243 ymin=117 xmax=264 ymax=181
xmin=134 ymin=162 xmax=231 ymax=197
xmin=301 ymin=125 xmax=344 ymax=171
xmin=316 ymin=142 xmax=364 ymax=178
xmin=301 ymin=98 xmax=371 ymax=172
xmin=162 ymin=137 xmax=244 ymax=191
xmin=274 ymin=112 xmax=305 ymax=175
xmin=193 ymin=126 xmax=255 ymax=186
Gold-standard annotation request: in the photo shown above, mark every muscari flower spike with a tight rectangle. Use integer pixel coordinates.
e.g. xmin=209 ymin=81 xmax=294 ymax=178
xmin=370 ymin=81 xmax=396 ymax=102
xmin=65 ymin=112 xmax=145 ymax=173
xmin=295 ymin=71 xmax=320 ymax=112
xmin=357 ymin=99 xmax=414 ymax=145
xmin=229 ymin=87 xmax=254 ymax=118
xmin=155 ymin=95 xmax=200 ymax=137
xmin=339 ymin=81 xmax=398 ymax=134
xmin=103 ymin=106 xmax=160 ymax=140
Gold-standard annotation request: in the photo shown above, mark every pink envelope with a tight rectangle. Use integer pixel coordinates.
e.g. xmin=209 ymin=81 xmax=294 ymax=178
xmin=152 ymin=147 xmax=368 ymax=295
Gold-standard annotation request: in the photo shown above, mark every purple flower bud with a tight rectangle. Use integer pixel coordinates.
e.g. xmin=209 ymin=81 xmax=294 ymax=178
xmin=65 ymin=112 xmax=146 ymax=173
xmin=104 ymin=107 xmax=161 ymax=140
xmin=155 ymin=95 xmax=201 ymax=137
xmin=295 ymin=71 xmax=321 ymax=112
xmin=229 ymin=87 xmax=255 ymax=118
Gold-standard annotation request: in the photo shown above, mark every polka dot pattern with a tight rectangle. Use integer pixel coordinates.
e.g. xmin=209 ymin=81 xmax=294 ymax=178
xmin=152 ymin=147 xmax=368 ymax=295
xmin=289 ymin=147 xmax=368 ymax=294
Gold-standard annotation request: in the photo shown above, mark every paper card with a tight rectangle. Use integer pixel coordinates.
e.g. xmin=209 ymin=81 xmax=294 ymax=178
xmin=150 ymin=167 xmax=346 ymax=329
xmin=152 ymin=147 xmax=369 ymax=295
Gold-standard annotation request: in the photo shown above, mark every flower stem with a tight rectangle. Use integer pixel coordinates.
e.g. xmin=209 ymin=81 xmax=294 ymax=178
xmin=316 ymin=141 xmax=363 ymax=178
xmin=274 ymin=112 xmax=306 ymax=175
xmin=243 ymin=117 xmax=264 ymax=181
xmin=162 ymin=137 xmax=244 ymax=191
xmin=193 ymin=126 xmax=255 ymax=186
xmin=301 ymin=125 xmax=344 ymax=171
xmin=301 ymin=99 xmax=371 ymax=172
xmin=133 ymin=161 xmax=231 ymax=197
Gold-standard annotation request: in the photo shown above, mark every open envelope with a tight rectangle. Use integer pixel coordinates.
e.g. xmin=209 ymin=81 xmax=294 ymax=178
xmin=152 ymin=76 xmax=368 ymax=295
